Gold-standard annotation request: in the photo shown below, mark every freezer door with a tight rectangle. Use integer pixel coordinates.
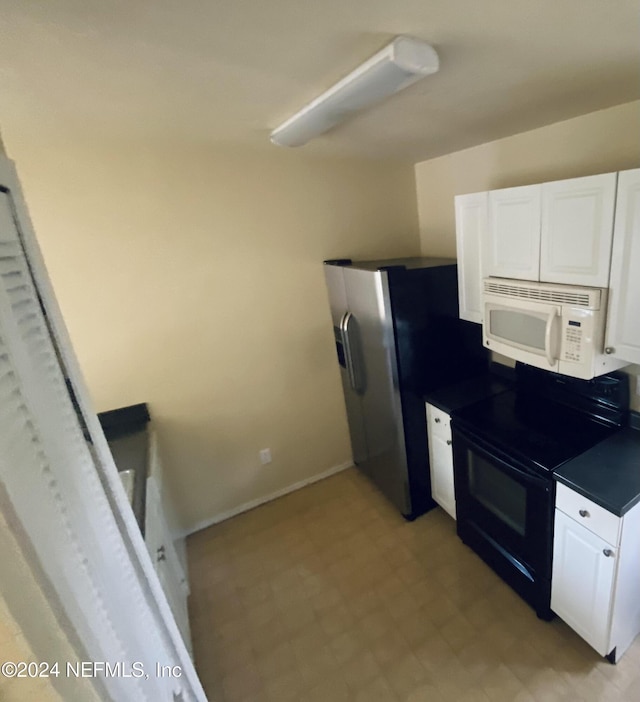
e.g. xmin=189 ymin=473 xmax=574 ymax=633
xmin=343 ymin=267 xmax=411 ymax=515
xmin=324 ymin=265 xmax=368 ymax=465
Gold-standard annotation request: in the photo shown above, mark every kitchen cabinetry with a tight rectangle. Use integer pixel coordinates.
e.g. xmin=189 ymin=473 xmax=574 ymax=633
xmin=484 ymin=173 xmax=616 ymax=286
xmin=551 ymin=501 xmax=617 ymax=655
xmin=426 ymin=403 xmax=456 ymax=519
xmin=457 ymin=172 xmax=621 ymax=323
xmin=485 ymin=184 xmax=541 ymax=281
xmin=605 ymin=168 xmax=640 ymax=365
xmin=551 ymin=482 xmax=640 ymax=661
xmin=146 ymin=432 xmax=192 ymax=655
xmin=455 ymin=192 xmax=488 ymax=323
xmin=540 ymin=173 xmax=617 ymax=287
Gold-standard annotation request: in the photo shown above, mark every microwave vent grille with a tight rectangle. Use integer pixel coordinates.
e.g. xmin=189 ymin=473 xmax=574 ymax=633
xmin=484 ymin=280 xmax=598 ymax=308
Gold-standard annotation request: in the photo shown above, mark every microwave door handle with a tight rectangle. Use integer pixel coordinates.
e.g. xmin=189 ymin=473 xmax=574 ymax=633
xmin=544 ymin=309 xmax=559 ymax=366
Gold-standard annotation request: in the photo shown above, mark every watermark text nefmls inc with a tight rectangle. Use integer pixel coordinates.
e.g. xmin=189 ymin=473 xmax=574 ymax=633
xmin=0 ymin=660 xmax=182 ymax=679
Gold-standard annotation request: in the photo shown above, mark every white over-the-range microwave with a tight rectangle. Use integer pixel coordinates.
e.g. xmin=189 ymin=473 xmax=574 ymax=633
xmin=482 ymin=277 xmax=628 ymax=380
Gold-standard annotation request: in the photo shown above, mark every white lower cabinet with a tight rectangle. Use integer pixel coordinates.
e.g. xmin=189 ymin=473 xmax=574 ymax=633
xmin=551 ymin=483 xmax=640 ymax=661
xmin=551 ymin=509 xmax=616 ymax=655
xmin=426 ymin=403 xmax=456 ymax=519
xmin=146 ymin=433 xmax=192 ymax=655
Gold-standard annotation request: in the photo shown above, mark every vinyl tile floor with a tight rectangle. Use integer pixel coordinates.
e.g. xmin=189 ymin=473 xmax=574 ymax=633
xmin=187 ymin=468 xmax=640 ymax=702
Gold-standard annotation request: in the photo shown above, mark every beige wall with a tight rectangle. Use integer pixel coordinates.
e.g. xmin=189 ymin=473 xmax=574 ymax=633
xmin=414 ymin=99 xmax=640 ymax=411
xmin=6 ymin=134 xmax=419 ymax=531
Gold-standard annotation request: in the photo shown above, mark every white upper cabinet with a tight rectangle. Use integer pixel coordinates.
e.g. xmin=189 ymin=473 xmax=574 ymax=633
xmin=605 ymin=168 xmax=640 ymax=364
xmin=455 ymin=169 xmax=635 ymax=326
xmin=480 ymin=173 xmax=616 ymax=286
xmin=486 ymin=184 xmax=541 ymax=281
xmin=455 ymin=192 xmax=488 ymax=323
xmin=540 ymin=173 xmax=617 ymax=287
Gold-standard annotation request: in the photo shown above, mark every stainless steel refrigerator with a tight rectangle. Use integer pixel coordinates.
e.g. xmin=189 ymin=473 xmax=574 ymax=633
xmin=324 ymin=257 xmax=486 ymax=519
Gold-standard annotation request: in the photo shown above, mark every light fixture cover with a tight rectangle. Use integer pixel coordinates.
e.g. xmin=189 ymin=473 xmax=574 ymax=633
xmin=270 ymin=36 xmax=439 ymax=147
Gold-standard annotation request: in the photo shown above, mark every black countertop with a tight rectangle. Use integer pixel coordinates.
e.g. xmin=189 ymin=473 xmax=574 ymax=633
xmin=423 ymin=367 xmax=513 ymax=414
xmin=99 ymin=402 xmax=150 ymax=440
xmin=554 ymin=415 xmax=640 ymax=517
xmin=98 ymin=403 xmax=150 ymax=534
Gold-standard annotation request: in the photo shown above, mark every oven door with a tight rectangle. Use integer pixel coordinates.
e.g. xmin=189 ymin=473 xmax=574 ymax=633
xmin=452 ymin=423 xmax=554 ymax=618
xmin=483 ymin=295 xmax=561 ymax=372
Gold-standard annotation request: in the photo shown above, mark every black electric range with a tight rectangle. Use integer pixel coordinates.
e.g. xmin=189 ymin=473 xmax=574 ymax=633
xmin=451 ymin=364 xmax=629 ymax=619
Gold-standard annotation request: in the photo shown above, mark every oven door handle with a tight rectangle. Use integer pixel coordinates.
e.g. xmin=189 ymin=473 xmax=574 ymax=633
xmin=492 ymin=454 xmax=550 ymax=490
xmin=544 ymin=308 xmax=559 ymax=366
xmin=453 ymin=426 xmax=550 ymax=490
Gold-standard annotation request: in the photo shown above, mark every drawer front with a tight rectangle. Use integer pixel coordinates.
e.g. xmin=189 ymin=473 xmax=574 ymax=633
xmin=426 ymin=403 xmax=452 ymax=440
xmin=555 ymin=482 xmax=620 ymax=546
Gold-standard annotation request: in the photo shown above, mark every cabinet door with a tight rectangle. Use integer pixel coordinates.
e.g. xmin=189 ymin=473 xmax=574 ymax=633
xmin=149 ymin=430 xmax=189 ymax=587
xmin=540 ymin=173 xmax=617 ymax=287
xmin=605 ymin=168 xmax=640 ymax=364
xmin=455 ymin=192 xmax=488 ymax=324
xmin=486 ymin=185 xmax=541 ymax=281
xmin=426 ymin=405 xmax=455 ymax=519
xmin=426 ymin=402 xmax=451 ymax=438
xmin=146 ymin=477 xmax=192 ymax=651
xmin=430 ymin=433 xmax=456 ymax=519
xmin=551 ymin=509 xmax=616 ymax=656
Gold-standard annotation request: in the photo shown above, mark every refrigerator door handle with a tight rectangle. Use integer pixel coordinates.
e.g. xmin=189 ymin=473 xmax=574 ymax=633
xmin=341 ymin=312 xmax=365 ymax=393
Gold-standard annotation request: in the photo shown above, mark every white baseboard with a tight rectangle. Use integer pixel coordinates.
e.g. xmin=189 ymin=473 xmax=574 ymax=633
xmin=184 ymin=461 xmax=353 ymax=537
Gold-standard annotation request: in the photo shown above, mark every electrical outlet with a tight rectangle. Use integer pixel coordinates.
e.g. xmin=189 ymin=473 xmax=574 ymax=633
xmin=259 ymin=448 xmax=272 ymax=465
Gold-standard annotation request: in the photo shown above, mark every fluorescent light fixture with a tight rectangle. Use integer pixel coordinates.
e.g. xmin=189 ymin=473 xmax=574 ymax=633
xmin=270 ymin=36 xmax=439 ymax=147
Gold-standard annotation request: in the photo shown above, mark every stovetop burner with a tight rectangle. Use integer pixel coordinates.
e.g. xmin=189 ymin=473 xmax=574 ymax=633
xmin=453 ymin=390 xmax=619 ymax=473
xmin=452 ymin=364 xmax=629 ymax=474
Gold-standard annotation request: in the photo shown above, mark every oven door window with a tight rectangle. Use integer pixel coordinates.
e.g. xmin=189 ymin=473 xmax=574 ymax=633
xmin=469 ymin=454 xmax=526 ymax=536
xmin=455 ymin=438 xmax=552 ymax=579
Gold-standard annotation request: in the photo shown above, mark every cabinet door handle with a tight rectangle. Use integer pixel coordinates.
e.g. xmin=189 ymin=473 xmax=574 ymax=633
xmin=157 ymin=545 xmax=166 ymax=562
xmin=579 ymin=509 xmax=590 ymax=518
xmin=603 ymin=549 xmax=614 ymax=558
xmin=446 ymin=439 xmax=452 ymax=446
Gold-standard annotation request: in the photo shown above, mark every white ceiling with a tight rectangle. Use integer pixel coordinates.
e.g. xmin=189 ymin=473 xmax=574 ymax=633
xmin=0 ymin=0 xmax=638 ymax=162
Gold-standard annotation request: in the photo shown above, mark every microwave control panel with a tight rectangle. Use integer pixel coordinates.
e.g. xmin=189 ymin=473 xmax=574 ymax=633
xmin=560 ymin=309 xmax=596 ymax=364
xmin=563 ymin=320 xmax=583 ymax=362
